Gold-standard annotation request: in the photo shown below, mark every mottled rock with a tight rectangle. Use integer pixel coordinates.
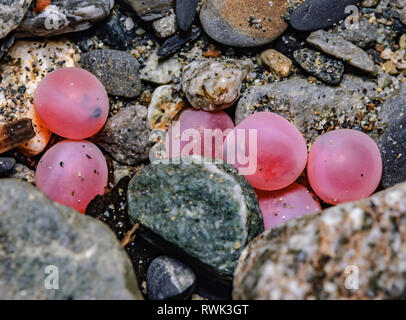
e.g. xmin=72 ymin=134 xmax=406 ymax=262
xmin=378 ymin=82 xmax=406 ymax=188
xmin=294 ymin=48 xmax=344 ymax=85
xmin=335 ymin=17 xmax=378 ymax=49
xmin=0 ymin=179 xmax=143 ymax=300
xmin=157 ymin=26 xmax=202 ymax=57
xmin=0 ymin=32 xmax=15 ymax=60
xmin=9 ymin=163 xmax=35 ymax=185
xmin=80 ymin=49 xmax=141 ymax=98
xmin=290 ymin=0 xmax=359 ymax=31
xmin=182 ymin=59 xmax=247 ymax=111
xmin=147 ymin=256 xmax=196 ymax=300
xmin=122 ymin=0 xmax=172 ymax=21
xmin=127 ymin=156 xmax=264 ymax=283
xmin=0 ymin=158 xmax=16 ymax=177
xmin=235 ymin=76 xmax=380 ymax=144
xmin=92 ymin=105 xmax=151 ymax=166
xmin=199 ymin=0 xmax=289 ymax=47
xmin=0 ymin=39 xmax=79 ymax=156
xmin=153 ymin=12 xmax=177 ymax=38
xmin=234 ymin=182 xmax=406 ymax=300
xmin=0 ymin=0 xmax=32 ymax=39
xmin=260 ymin=49 xmax=292 ymax=80
xmin=176 ymin=0 xmax=200 ymax=32
xmin=307 ymin=30 xmax=377 ymax=74
xmin=148 ymin=85 xmax=185 ymax=132
xmin=17 ymin=0 xmax=114 ymax=37
xmin=140 ymin=51 xmax=183 ymax=84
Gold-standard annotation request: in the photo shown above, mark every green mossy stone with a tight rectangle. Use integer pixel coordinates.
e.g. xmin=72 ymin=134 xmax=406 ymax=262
xmin=127 ymin=156 xmax=264 ymax=282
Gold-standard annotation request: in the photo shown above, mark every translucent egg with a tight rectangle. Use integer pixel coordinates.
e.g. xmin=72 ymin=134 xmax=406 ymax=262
xmin=35 ymin=140 xmax=108 ymax=213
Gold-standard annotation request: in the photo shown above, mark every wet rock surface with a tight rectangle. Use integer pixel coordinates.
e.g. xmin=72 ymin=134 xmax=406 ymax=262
xmin=17 ymin=0 xmax=114 ymax=37
xmin=294 ymin=48 xmax=345 ymax=84
xmin=123 ymin=0 xmax=172 ymax=21
xmin=290 ymin=0 xmax=359 ymax=31
xmin=0 ymin=0 xmax=32 ymax=39
xmin=234 ymin=181 xmax=406 ymax=300
xmin=0 ymin=179 xmax=143 ymax=300
xmin=200 ymin=0 xmax=289 ymax=47
xmin=307 ymin=30 xmax=377 ymax=74
xmin=235 ymin=76 xmax=380 ymax=144
xmin=147 ymin=256 xmax=197 ymax=300
xmin=182 ymin=59 xmax=247 ymax=111
xmin=378 ymin=82 xmax=406 ymax=189
xmin=80 ymin=49 xmax=142 ymax=98
xmin=92 ymin=105 xmax=151 ymax=166
xmin=127 ymin=156 xmax=264 ymax=283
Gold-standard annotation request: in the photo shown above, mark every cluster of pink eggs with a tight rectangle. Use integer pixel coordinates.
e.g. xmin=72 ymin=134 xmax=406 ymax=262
xmin=167 ymin=108 xmax=382 ymax=230
xmin=33 ymin=67 xmax=383 ymax=227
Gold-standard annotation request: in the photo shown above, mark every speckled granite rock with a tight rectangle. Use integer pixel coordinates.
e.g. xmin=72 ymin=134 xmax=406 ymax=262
xmin=0 ymin=179 xmax=143 ymax=300
xmin=182 ymin=59 xmax=247 ymax=111
xmin=0 ymin=39 xmax=79 ymax=156
xmin=307 ymin=30 xmax=377 ymax=74
xmin=378 ymin=81 xmax=406 ymax=188
xmin=140 ymin=51 xmax=183 ymax=84
xmin=235 ymin=76 xmax=380 ymax=144
xmin=127 ymin=156 xmax=264 ymax=283
xmin=147 ymin=256 xmax=196 ymax=300
xmin=16 ymin=0 xmax=114 ymax=37
xmin=200 ymin=0 xmax=289 ymax=47
xmin=80 ymin=49 xmax=141 ymax=98
xmin=294 ymin=48 xmax=344 ymax=85
xmin=234 ymin=181 xmax=406 ymax=300
xmin=153 ymin=12 xmax=177 ymax=38
xmin=122 ymin=0 xmax=172 ymax=21
xmin=0 ymin=0 xmax=32 ymax=39
xmin=92 ymin=105 xmax=151 ymax=166
xmin=0 ymin=32 xmax=15 ymax=60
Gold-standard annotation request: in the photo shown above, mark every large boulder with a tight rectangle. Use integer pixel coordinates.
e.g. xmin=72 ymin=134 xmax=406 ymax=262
xmin=0 ymin=179 xmax=143 ymax=300
xmin=234 ymin=182 xmax=406 ymax=300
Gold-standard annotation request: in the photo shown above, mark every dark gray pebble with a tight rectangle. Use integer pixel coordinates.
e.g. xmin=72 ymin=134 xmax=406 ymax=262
xmin=157 ymin=27 xmax=202 ymax=57
xmin=122 ymin=0 xmax=172 ymax=21
xmin=147 ymin=256 xmax=196 ymax=300
xmin=176 ymin=0 xmax=200 ymax=32
xmin=0 ymin=158 xmax=16 ymax=177
xmin=290 ymin=0 xmax=360 ymax=31
xmin=80 ymin=49 xmax=141 ymax=98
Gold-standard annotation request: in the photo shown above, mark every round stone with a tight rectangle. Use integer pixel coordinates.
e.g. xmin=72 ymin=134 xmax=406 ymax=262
xmin=199 ymin=0 xmax=289 ymax=47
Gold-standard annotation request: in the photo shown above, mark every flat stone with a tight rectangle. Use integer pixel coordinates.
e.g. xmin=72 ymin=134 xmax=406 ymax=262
xmin=0 ymin=179 xmax=143 ymax=300
xmin=0 ymin=39 xmax=79 ymax=156
xmin=293 ymin=48 xmax=344 ymax=85
xmin=127 ymin=156 xmax=264 ymax=283
xmin=140 ymin=51 xmax=183 ymax=84
xmin=176 ymin=0 xmax=200 ymax=32
xmin=0 ymin=157 xmax=16 ymax=177
xmin=92 ymin=105 xmax=151 ymax=166
xmin=307 ymin=30 xmax=377 ymax=74
xmin=152 ymin=12 xmax=177 ymax=38
xmin=147 ymin=256 xmax=196 ymax=300
xmin=157 ymin=26 xmax=202 ymax=57
xmin=199 ymin=0 xmax=289 ymax=47
xmin=182 ymin=59 xmax=247 ymax=111
xmin=234 ymin=181 xmax=406 ymax=299
xmin=235 ymin=76 xmax=380 ymax=144
xmin=378 ymin=82 xmax=406 ymax=188
xmin=122 ymin=0 xmax=172 ymax=21
xmin=0 ymin=32 xmax=15 ymax=61
xmin=0 ymin=0 xmax=32 ymax=39
xmin=16 ymin=0 xmax=114 ymax=37
xmin=290 ymin=0 xmax=359 ymax=31
xmin=80 ymin=49 xmax=141 ymax=98
xmin=334 ymin=17 xmax=378 ymax=49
